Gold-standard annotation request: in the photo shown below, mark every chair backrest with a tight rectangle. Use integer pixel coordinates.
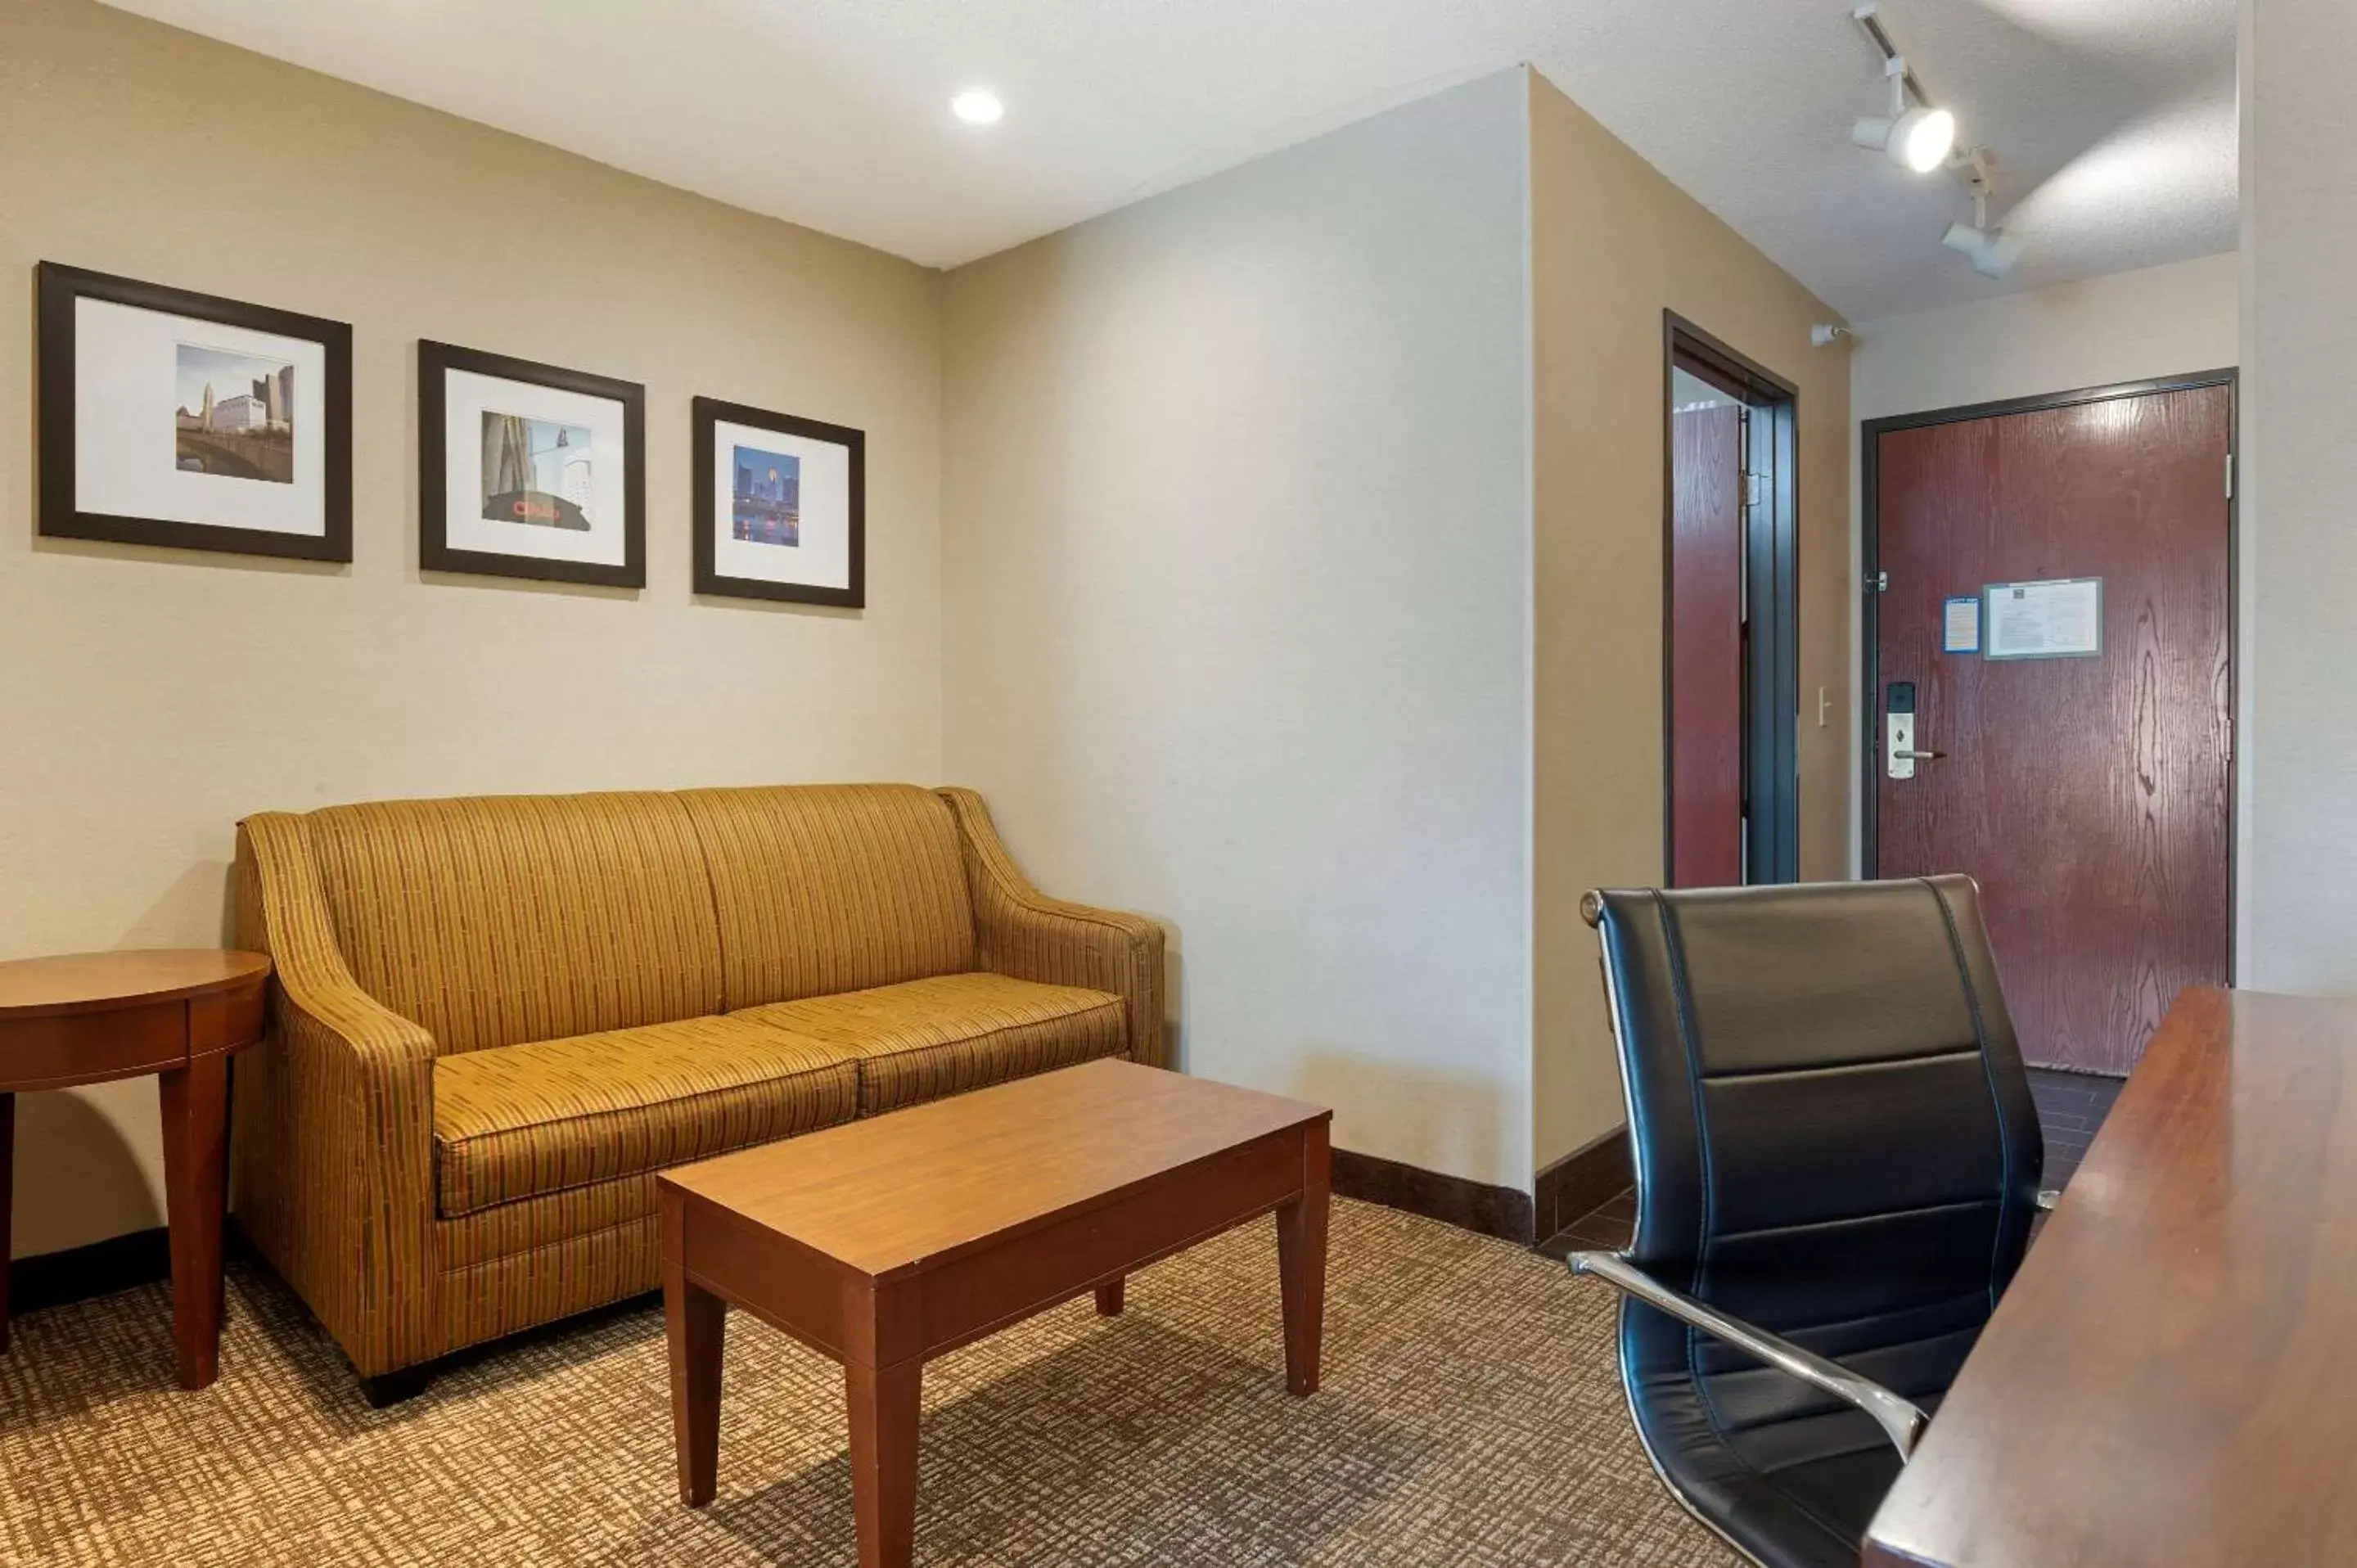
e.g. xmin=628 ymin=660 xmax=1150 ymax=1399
xmin=1586 ymin=876 xmax=2042 ymax=1444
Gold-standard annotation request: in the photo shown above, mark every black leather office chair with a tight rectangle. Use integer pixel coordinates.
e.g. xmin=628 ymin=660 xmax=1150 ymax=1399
xmin=1568 ymin=876 xmax=2045 ymax=1568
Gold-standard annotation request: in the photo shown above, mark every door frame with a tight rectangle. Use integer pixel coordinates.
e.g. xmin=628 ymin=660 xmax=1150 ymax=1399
xmin=1663 ymin=311 xmax=1802 ymax=885
xmin=1859 ymin=368 xmax=2240 ymax=957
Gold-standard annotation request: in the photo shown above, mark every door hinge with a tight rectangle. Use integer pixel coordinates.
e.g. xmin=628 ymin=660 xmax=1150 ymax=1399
xmin=1865 ymin=570 xmax=1888 ymax=593
xmin=2225 ymin=453 xmax=2235 ymax=500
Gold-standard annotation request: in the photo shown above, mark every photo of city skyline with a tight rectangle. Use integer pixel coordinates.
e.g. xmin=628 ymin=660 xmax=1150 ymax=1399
xmin=732 ymin=444 xmax=800 ymax=547
xmin=174 ymin=342 xmax=295 ymax=484
xmin=480 ymin=412 xmax=593 ymax=531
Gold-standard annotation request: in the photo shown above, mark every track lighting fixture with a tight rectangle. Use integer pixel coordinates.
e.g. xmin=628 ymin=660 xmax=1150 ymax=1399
xmin=1850 ymin=62 xmax=1955 ymax=174
xmin=1854 ymin=105 xmax=1957 ymax=174
xmin=1941 ymin=187 xmax=2021 ymax=278
xmin=1850 ymin=3 xmax=2023 ymax=280
xmin=1940 ymin=223 xmax=2021 ymax=280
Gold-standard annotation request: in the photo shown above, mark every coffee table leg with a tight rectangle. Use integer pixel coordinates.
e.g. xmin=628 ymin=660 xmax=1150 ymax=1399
xmin=847 ymin=1357 xmax=921 ymax=1568
xmin=1095 ymin=1277 xmax=1126 ymax=1317
xmin=159 ymin=1054 xmax=231 ymax=1390
xmin=665 ymin=1194 xmax=727 ymax=1507
xmin=1276 ymin=1118 xmax=1331 ymax=1396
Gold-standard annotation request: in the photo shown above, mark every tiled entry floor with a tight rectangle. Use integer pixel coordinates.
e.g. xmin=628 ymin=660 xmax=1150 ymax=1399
xmin=2026 ymin=1066 xmax=2125 ymax=1187
xmin=1536 ymin=1066 xmax=2126 ymax=1259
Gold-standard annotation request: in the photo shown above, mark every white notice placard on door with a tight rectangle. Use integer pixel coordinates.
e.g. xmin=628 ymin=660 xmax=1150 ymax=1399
xmin=1984 ymin=578 xmax=2102 ymax=660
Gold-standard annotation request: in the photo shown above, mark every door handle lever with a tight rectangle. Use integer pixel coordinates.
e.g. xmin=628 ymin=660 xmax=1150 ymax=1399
xmin=1886 ymin=702 xmax=1935 ymax=779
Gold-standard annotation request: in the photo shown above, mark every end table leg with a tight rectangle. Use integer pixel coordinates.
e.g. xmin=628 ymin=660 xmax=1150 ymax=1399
xmin=1095 ymin=1277 xmax=1126 ymax=1317
xmin=1276 ymin=1118 xmax=1331 ymax=1396
xmin=1 ymin=1091 xmax=14 ymax=1355
xmin=846 ymin=1357 xmax=922 ymax=1568
xmin=664 ymin=1192 xmax=726 ymax=1507
xmin=159 ymin=1056 xmax=230 ymax=1390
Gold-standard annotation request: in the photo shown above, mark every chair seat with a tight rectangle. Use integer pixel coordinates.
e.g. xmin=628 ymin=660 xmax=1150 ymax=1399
xmin=732 ymin=972 xmax=1128 ymax=1115
xmin=432 ymin=1016 xmax=860 ymax=1217
xmin=1634 ymin=1338 xmax=1945 ymax=1568
xmin=1710 ymin=1440 xmax=1902 ymax=1568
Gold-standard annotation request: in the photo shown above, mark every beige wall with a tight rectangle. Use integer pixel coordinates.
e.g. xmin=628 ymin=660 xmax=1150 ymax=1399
xmin=1529 ymin=74 xmax=1853 ymax=1170
xmin=1850 ymin=253 xmax=2239 ymax=426
xmin=942 ymin=66 xmax=1850 ymax=1192
xmin=942 ymin=73 xmax=1537 ymax=1191
xmin=2 ymin=0 xmax=944 ymax=1259
xmin=2242 ymin=0 xmax=2357 ymax=989
xmin=1845 ymin=254 xmax=2240 ymax=872
xmin=7 ymin=15 xmax=1857 ymax=1241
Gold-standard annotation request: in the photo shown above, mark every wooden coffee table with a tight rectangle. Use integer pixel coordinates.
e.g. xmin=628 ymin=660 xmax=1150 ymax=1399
xmin=658 ymin=1057 xmax=1332 ymax=1568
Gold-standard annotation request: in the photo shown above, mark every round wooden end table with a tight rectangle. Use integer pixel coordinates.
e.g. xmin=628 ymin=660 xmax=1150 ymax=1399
xmin=0 ymin=949 xmax=271 ymax=1389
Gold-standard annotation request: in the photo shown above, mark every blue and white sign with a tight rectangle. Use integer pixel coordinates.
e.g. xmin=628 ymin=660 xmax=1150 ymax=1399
xmin=1941 ymin=595 xmax=1981 ymax=655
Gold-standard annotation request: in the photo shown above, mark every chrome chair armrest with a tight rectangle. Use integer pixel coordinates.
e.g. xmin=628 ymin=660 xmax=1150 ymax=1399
xmin=1569 ymin=1250 xmax=1930 ymax=1460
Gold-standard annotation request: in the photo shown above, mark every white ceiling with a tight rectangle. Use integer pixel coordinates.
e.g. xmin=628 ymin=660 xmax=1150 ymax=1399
xmin=97 ymin=0 xmax=2237 ymax=322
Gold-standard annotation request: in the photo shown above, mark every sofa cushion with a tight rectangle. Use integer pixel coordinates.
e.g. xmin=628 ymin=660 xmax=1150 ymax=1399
xmin=307 ymin=792 xmax=724 ymax=1057
xmin=431 ymin=1016 xmax=859 ymax=1217
xmin=732 ymin=971 xmax=1128 ymax=1115
xmin=679 ymin=785 xmax=976 ymax=1012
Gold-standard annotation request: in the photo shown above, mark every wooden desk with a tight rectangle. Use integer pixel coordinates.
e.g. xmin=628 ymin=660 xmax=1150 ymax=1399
xmin=0 ymin=949 xmax=270 ymax=1388
xmin=1864 ymin=987 xmax=2357 ymax=1567
xmin=660 ymin=1058 xmax=1332 ymax=1568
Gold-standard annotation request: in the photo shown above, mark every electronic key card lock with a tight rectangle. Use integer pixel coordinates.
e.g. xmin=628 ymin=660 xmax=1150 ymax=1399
xmin=1885 ymin=681 xmax=1945 ymax=781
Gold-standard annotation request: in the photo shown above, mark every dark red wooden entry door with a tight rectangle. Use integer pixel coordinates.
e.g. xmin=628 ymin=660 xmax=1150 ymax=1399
xmin=1670 ymin=402 xmax=1745 ymax=888
xmin=1870 ymin=381 xmax=2233 ymax=1074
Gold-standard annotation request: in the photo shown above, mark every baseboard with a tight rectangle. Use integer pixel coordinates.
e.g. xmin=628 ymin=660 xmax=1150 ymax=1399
xmin=7 ymin=1224 xmax=171 ymax=1317
xmin=1331 ymin=1147 xmax=1535 ymax=1243
xmin=13 ymin=1152 xmax=1599 ymax=1313
xmin=1534 ymin=1124 xmax=1632 ymax=1241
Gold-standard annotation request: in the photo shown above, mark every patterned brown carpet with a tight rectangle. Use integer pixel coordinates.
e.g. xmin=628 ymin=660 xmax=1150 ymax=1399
xmin=0 ymin=1200 xmax=1738 ymax=1566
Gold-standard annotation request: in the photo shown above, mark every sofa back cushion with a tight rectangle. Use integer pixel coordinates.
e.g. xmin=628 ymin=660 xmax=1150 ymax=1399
xmin=305 ymin=791 xmax=724 ymax=1056
xmin=679 ymin=784 xmax=976 ymax=1010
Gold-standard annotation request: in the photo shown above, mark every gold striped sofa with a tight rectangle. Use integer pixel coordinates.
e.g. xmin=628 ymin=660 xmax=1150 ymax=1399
xmin=229 ymin=783 xmax=1163 ymax=1399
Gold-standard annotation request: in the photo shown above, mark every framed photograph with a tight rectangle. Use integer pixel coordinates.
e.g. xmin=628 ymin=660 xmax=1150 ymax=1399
xmin=36 ymin=262 xmax=352 ymax=561
xmin=692 ymin=396 xmax=865 ymax=607
xmin=419 ymin=340 xmax=645 ymax=588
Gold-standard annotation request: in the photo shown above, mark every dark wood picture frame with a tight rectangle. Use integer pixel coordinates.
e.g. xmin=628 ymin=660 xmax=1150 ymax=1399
xmin=418 ymin=340 xmax=646 ymax=589
xmin=36 ymin=261 xmax=354 ymax=562
xmin=691 ymin=395 xmax=866 ymax=608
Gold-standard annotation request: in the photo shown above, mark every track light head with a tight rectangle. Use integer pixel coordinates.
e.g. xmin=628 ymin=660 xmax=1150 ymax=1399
xmin=1940 ymin=220 xmax=2023 ymax=279
xmin=1852 ymin=106 xmax=1957 ymax=173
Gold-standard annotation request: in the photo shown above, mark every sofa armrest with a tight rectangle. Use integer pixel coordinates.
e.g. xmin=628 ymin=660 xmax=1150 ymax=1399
xmin=233 ymin=813 xmax=440 ymax=1375
xmin=937 ymin=788 xmax=1168 ymax=1070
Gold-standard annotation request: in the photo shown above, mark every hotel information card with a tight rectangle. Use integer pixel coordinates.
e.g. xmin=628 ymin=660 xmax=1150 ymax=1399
xmin=1984 ymin=577 xmax=2102 ymax=660
xmin=1942 ymin=595 xmax=1981 ymax=655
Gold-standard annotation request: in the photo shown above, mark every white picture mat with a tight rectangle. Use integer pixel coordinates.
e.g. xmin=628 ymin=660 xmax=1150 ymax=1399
xmin=1985 ymin=577 xmax=2102 ymax=660
xmin=442 ymin=367 xmax=628 ymax=565
xmin=710 ymin=417 xmax=852 ymax=589
xmin=73 ymin=296 xmax=327 ymax=536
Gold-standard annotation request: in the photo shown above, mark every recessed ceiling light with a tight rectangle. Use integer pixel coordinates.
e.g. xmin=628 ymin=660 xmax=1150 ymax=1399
xmin=951 ymin=90 xmax=1004 ymax=126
